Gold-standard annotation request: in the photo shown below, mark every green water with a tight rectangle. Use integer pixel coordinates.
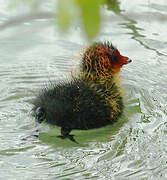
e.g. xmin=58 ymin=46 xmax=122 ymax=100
xmin=0 ymin=0 xmax=167 ymax=179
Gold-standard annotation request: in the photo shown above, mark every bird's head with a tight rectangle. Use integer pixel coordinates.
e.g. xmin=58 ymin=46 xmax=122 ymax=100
xmin=81 ymin=42 xmax=132 ymax=76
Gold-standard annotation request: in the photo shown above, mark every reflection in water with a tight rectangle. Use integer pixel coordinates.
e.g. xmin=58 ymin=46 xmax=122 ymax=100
xmin=120 ymin=17 xmax=167 ymax=57
xmin=39 ymin=98 xmax=141 ymax=148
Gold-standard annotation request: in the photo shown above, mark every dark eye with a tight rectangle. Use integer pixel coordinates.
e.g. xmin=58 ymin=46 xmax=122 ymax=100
xmin=112 ymin=54 xmax=118 ymax=62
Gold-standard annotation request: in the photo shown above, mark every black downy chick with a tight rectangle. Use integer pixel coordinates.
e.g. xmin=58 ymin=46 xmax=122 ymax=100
xmin=32 ymin=42 xmax=132 ymax=142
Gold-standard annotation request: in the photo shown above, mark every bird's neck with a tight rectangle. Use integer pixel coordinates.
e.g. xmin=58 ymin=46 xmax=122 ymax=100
xmin=81 ymin=70 xmax=118 ymax=82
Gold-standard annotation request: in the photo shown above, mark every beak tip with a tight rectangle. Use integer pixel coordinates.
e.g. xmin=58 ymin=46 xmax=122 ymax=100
xmin=128 ymin=59 xmax=132 ymax=63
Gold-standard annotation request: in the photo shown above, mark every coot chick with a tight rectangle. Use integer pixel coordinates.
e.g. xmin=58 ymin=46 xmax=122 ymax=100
xmin=32 ymin=42 xmax=131 ymax=142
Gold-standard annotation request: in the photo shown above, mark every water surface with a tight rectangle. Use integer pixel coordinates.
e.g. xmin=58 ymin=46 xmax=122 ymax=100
xmin=0 ymin=0 xmax=167 ymax=179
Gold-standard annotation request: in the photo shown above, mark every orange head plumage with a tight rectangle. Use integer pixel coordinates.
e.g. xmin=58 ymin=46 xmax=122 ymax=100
xmin=81 ymin=42 xmax=131 ymax=75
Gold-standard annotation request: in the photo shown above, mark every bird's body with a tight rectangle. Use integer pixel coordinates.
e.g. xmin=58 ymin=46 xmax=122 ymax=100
xmin=32 ymin=42 xmax=131 ymax=141
xmin=33 ymin=76 xmax=123 ymax=130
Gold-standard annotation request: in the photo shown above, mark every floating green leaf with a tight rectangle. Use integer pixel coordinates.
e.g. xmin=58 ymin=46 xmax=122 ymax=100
xmin=57 ymin=0 xmax=75 ymax=31
xmin=76 ymin=0 xmax=102 ymax=40
xmin=8 ymin=0 xmax=119 ymax=40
